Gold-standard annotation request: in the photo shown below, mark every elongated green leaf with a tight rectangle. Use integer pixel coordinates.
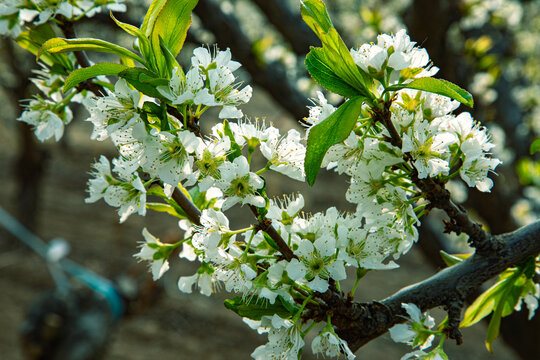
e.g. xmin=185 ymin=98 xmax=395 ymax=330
xmin=63 ymin=63 xmax=129 ymax=92
xmin=301 ymin=0 xmax=372 ymax=98
xmin=110 ymin=12 xmax=146 ymax=39
xmin=439 ymin=251 xmax=471 ymax=267
xmin=224 ymin=296 xmax=293 ymax=320
xmin=305 ymin=96 xmax=365 ymax=186
xmin=461 ymin=270 xmax=519 ymax=328
xmin=147 ymin=186 xmax=189 ymax=217
xmin=530 ymin=138 xmax=540 ymax=155
xmin=110 ymin=13 xmax=155 ymax=71
xmin=16 ymin=25 xmax=73 ymax=70
xmin=146 ymin=202 xmax=185 ymax=218
xmin=306 ymin=47 xmax=362 ymax=98
xmin=485 ymin=274 xmax=526 ymax=352
xmin=385 ymin=78 xmax=474 ymax=108
xmin=141 ymin=0 xmax=168 ymax=36
xmin=118 ymin=67 xmax=163 ymax=98
xmin=300 ymin=0 xmax=333 ymax=36
xmin=38 ymin=38 xmax=146 ymax=66
xmin=150 ymin=0 xmax=198 ymax=58
xmin=159 ymin=36 xmax=181 ymax=77
xmin=223 ymin=120 xmax=243 ymax=162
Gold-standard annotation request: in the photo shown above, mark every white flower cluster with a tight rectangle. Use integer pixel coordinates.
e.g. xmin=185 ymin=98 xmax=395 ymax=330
xmin=158 ymin=47 xmax=252 ymax=119
xmin=304 ymin=32 xmax=502 ymax=271
xmin=17 ymin=66 xmax=83 ymax=142
xmin=0 ymin=0 xmax=126 ymax=37
xmin=350 ymin=29 xmax=438 ymax=84
xmin=18 ymin=96 xmax=72 ymax=142
xmin=85 ymin=155 xmax=147 ymax=223
xmin=389 ymin=303 xmax=446 ymax=360
xmin=18 ymin=15 xmax=508 ymax=356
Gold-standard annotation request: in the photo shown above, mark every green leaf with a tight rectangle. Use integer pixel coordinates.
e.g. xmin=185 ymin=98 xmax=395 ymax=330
xmin=224 ymin=296 xmax=293 ymax=320
xmin=305 ymin=47 xmax=363 ymax=98
xmin=38 ymin=38 xmax=146 ymax=66
xmin=439 ymin=251 xmax=472 ymax=267
xmin=300 ymin=0 xmax=333 ymax=36
xmin=223 ymin=120 xmax=243 ymax=162
xmin=385 ymin=78 xmax=474 ymax=108
xmin=146 ymin=202 xmax=185 ymax=218
xmin=485 ymin=274 xmax=526 ymax=352
xmin=118 ymin=67 xmax=163 ymax=98
xmin=16 ymin=25 xmax=73 ymax=70
xmin=461 ymin=269 xmax=521 ymax=328
xmin=530 ymin=138 xmax=540 ymax=155
xmin=141 ymin=0 xmax=198 ymax=75
xmin=141 ymin=0 xmax=168 ymax=37
xmin=110 ymin=12 xmax=155 ymax=71
xmin=149 ymin=0 xmax=198 ymax=58
xmin=189 ymin=185 xmax=214 ymax=210
xmin=63 ymin=63 xmax=129 ymax=92
xmin=305 ymin=96 xmax=365 ymax=186
xmin=301 ymin=0 xmax=372 ymax=98
xmin=159 ymin=35 xmax=181 ymax=77
xmin=147 ymin=186 xmax=189 ymax=218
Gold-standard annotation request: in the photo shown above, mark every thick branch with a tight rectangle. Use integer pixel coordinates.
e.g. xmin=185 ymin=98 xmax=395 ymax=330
xmin=414 ymin=175 xmax=501 ymax=255
xmin=330 ymin=220 xmax=540 ymax=352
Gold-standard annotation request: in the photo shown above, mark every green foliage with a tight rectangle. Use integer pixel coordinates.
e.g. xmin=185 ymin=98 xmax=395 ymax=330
xmin=38 ymin=37 xmax=146 ymax=66
xmin=301 ymin=0 xmax=373 ymax=99
xmin=530 ymin=138 xmax=540 ymax=155
xmin=147 ymin=186 xmax=190 ymax=218
xmin=118 ymin=67 xmax=167 ymax=98
xmin=461 ymin=258 xmax=537 ymax=352
xmin=63 ymin=63 xmax=129 ymax=92
xmin=16 ymin=24 xmax=73 ymax=70
xmin=140 ymin=0 xmax=198 ymax=76
xmin=110 ymin=12 xmax=156 ymax=72
xmin=224 ymin=296 xmax=298 ymax=320
xmin=516 ymin=158 xmax=540 ymax=186
xmin=305 ymin=96 xmax=365 ymax=186
xmin=385 ymin=78 xmax=474 ymax=108
xmin=305 ymin=48 xmax=364 ymax=98
xmin=439 ymin=251 xmax=471 ymax=267
xmin=223 ymin=120 xmax=244 ymax=162
xmin=146 ymin=202 xmax=186 ymax=218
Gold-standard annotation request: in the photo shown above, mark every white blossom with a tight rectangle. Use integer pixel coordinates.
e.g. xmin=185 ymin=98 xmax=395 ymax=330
xmin=250 ymin=315 xmax=304 ymax=360
xmin=389 ymin=303 xmax=435 ymax=350
xmin=214 ymin=156 xmax=265 ymax=210
xmin=312 ymin=330 xmax=356 ymax=360
xmin=85 ymin=156 xmax=147 ymax=223
xmin=178 ymin=271 xmax=216 ymax=296
xmin=260 ymin=129 xmax=306 ymax=181
xmin=143 ymin=130 xmax=202 ymax=188
xmin=18 ymin=97 xmax=72 ymax=142
xmin=402 ymin=119 xmax=455 ymax=179
xmin=286 ymin=235 xmax=345 ymax=292
xmin=350 ymin=29 xmax=438 ymax=82
xmin=133 ymin=228 xmax=170 ymax=280
xmin=84 ymin=79 xmax=141 ymax=141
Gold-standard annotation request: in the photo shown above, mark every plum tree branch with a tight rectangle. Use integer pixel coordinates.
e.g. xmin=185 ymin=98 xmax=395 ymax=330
xmin=320 ymin=219 xmax=540 ymax=352
xmin=372 ymin=104 xmax=501 ymax=255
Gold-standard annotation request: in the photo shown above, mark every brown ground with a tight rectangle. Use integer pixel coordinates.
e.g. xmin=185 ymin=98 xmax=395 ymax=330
xmin=0 ymin=87 xmax=520 ymax=360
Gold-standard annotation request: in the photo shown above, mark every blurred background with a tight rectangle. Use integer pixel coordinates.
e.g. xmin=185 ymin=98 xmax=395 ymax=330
xmin=0 ymin=0 xmax=539 ymax=359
